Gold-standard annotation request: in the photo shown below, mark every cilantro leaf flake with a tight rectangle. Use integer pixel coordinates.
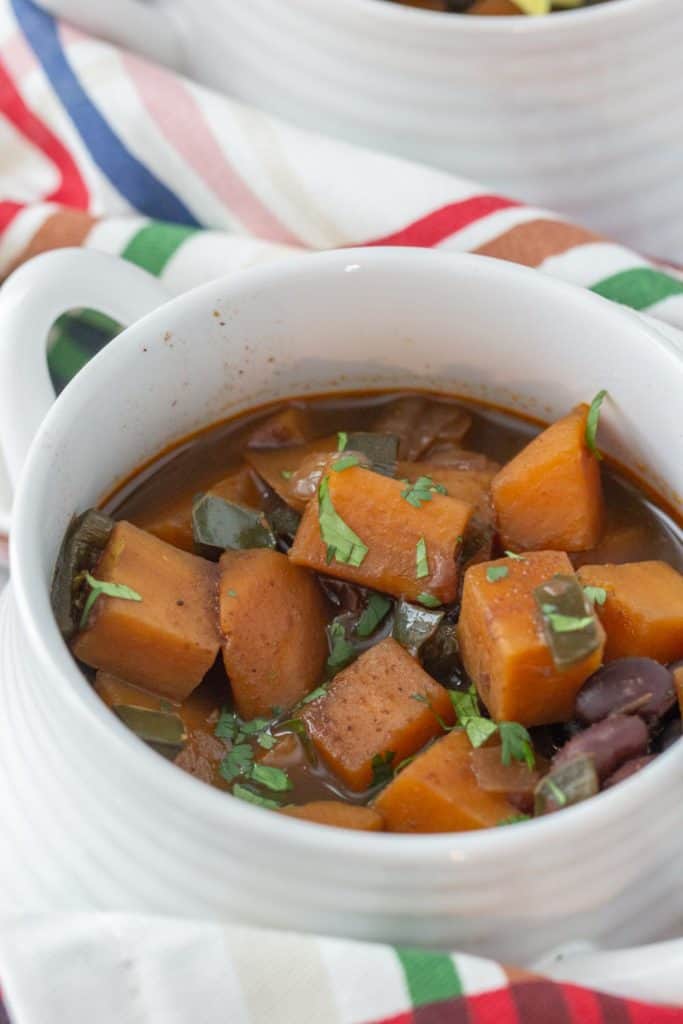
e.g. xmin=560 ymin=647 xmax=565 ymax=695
xmin=401 ymin=475 xmax=448 ymax=509
xmin=80 ymin=572 xmax=142 ymax=628
xmin=318 ymin=476 xmax=368 ymax=568
xmin=486 ymin=566 xmax=509 ymax=583
xmin=583 ymin=585 xmax=607 ymax=607
xmin=585 ymin=389 xmax=608 ymax=460
xmin=416 ymin=537 xmax=429 ymax=580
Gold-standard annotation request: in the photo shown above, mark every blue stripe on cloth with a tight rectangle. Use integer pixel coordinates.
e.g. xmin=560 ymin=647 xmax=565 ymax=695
xmin=12 ymin=0 xmax=201 ymax=227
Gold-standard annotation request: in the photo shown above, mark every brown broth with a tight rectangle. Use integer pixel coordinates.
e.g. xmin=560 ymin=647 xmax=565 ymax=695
xmin=93 ymin=391 xmax=683 ymax=811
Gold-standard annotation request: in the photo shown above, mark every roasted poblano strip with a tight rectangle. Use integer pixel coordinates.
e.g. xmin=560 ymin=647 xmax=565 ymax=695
xmin=534 ymin=755 xmax=599 ymax=815
xmin=258 ymin=482 xmax=301 ymax=545
xmin=113 ymin=705 xmax=187 ymax=760
xmin=393 ymin=599 xmax=445 ymax=657
xmin=344 ymin=432 xmax=398 ymax=478
xmin=51 ymin=508 xmax=115 ymax=641
xmin=534 ymin=574 xmax=601 ymax=668
xmin=192 ymin=493 xmax=276 ymax=558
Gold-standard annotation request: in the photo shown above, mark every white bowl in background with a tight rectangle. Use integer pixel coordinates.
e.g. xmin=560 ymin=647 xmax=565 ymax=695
xmin=0 ymin=247 xmax=681 ymax=961
xmin=36 ymin=0 xmax=683 ymax=261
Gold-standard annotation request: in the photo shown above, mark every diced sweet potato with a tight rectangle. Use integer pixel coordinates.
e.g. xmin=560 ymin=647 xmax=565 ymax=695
xmin=578 ymin=561 xmax=683 ymax=663
xmin=247 ymin=406 xmax=312 ymax=449
xmin=457 ymin=551 xmax=605 ymax=726
xmin=491 ymin=405 xmax=603 ymax=552
xmin=135 ymin=466 xmax=260 ymax=552
xmin=219 ymin=548 xmax=330 ymax=719
xmin=398 ymin=460 xmax=495 ymax=526
xmin=469 ymin=0 xmax=523 ymax=14
xmin=302 ymin=637 xmax=454 ymax=791
xmin=280 ymin=801 xmax=384 ymax=831
xmin=373 ymin=730 xmax=517 ymax=833
xmin=246 ymin=436 xmax=336 ymax=510
xmin=93 ymin=670 xmax=171 ymax=711
xmin=72 ymin=522 xmax=220 ymax=701
xmin=289 ymin=466 xmax=473 ymax=604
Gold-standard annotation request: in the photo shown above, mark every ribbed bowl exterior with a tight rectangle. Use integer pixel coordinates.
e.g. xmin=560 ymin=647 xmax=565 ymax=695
xmin=173 ymin=0 xmax=683 ymax=259
xmin=1 ymin=248 xmax=682 ymax=962
xmin=2 ymin=586 xmax=683 ymax=960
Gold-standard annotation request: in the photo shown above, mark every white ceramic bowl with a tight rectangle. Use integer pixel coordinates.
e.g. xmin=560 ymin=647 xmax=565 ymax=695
xmin=0 ymin=247 xmax=682 ymax=962
xmin=38 ymin=0 xmax=683 ymax=261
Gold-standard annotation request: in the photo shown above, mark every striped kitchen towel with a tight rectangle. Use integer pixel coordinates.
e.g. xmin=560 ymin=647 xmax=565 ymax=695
xmin=1 ymin=915 xmax=683 ymax=1024
xmin=3 ymin=0 xmax=683 ymax=394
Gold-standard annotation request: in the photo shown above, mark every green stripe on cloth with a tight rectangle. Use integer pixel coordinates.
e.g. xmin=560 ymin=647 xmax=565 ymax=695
xmin=121 ymin=221 xmax=198 ymax=276
xmin=48 ymin=309 xmax=122 ymax=392
xmin=591 ymin=268 xmax=683 ymax=310
xmin=396 ymin=948 xmax=463 ymax=1007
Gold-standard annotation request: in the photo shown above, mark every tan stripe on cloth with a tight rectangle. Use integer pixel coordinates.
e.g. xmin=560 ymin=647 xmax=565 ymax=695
xmin=474 ymin=218 xmax=601 ymax=267
xmin=4 ymin=208 xmax=97 ymax=279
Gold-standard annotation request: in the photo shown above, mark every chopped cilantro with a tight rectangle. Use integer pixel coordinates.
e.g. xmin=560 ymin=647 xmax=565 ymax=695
xmin=250 ymin=764 xmax=293 ymax=792
xmin=79 ymin=572 xmax=142 ymax=628
xmin=545 ymin=777 xmax=568 ymax=807
xmin=337 ymin=431 xmax=348 ymax=452
xmin=331 ymin=454 xmax=360 ymax=472
xmin=232 ymin=784 xmax=282 ymax=810
xmin=371 ymin=751 xmax=395 ymax=786
xmin=326 ymin=620 xmax=356 ymax=672
xmin=302 ymin=685 xmax=328 ymax=705
xmin=416 ymin=537 xmax=429 ymax=580
xmin=219 ymin=743 xmax=254 ymax=782
xmin=318 ymin=476 xmax=368 ymax=568
xmin=499 ymin=721 xmax=535 ymax=769
xmin=280 ymin=469 xmax=293 ymax=480
xmin=356 ymin=594 xmax=392 ymax=637
xmin=401 ymin=475 xmax=447 ymax=509
xmin=227 ymin=589 xmax=238 ymax=598
xmin=583 ymin=585 xmax=607 ymax=607
xmin=486 ymin=566 xmax=509 ymax=583
xmin=544 ymin=611 xmax=596 ymax=633
xmin=504 ymin=551 xmax=525 ymax=561
xmin=417 ymin=592 xmax=441 ymax=608
xmin=498 ymin=814 xmax=531 ymax=827
xmin=585 ymin=389 xmax=607 ymax=460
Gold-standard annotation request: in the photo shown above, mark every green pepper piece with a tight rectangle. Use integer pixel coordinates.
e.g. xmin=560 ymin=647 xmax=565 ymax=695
xmin=345 ymin=432 xmax=398 ymax=478
xmin=534 ymin=574 xmax=601 ymax=669
xmin=51 ymin=508 xmax=115 ymax=641
xmin=192 ymin=493 xmax=276 ymax=557
xmin=113 ymin=705 xmax=187 ymax=760
xmin=534 ymin=755 xmax=599 ymax=815
xmin=393 ymin=599 xmax=445 ymax=657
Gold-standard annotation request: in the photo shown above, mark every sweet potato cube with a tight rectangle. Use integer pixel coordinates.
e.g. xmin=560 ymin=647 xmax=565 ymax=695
xmin=491 ymin=405 xmax=603 ymax=552
xmin=578 ymin=561 xmax=683 ymax=663
xmin=289 ymin=466 xmax=473 ymax=604
xmin=280 ymin=801 xmax=384 ymax=831
xmin=457 ymin=551 xmax=605 ymax=726
xmin=134 ymin=466 xmax=260 ymax=552
xmin=219 ymin=548 xmax=329 ymax=720
xmin=72 ymin=522 xmax=220 ymax=701
xmin=398 ymin=460 xmax=496 ymax=526
xmin=373 ymin=730 xmax=517 ymax=833
xmin=303 ymin=637 xmax=454 ymax=791
xmin=247 ymin=406 xmax=312 ymax=449
xmin=246 ymin=436 xmax=337 ymax=511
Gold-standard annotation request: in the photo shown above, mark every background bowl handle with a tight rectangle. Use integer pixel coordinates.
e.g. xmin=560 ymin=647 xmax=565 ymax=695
xmin=33 ymin=0 xmax=185 ymax=70
xmin=0 ymin=248 xmax=171 ymax=489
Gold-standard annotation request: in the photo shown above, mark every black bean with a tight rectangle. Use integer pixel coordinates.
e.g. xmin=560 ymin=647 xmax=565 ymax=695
xmin=603 ymin=755 xmax=656 ymax=789
xmin=575 ymin=658 xmax=676 ymax=727
xmin=659 ymin=718 xmax=682 ymax=752
xmin=553 ymin=714 xmax=649 ymax=782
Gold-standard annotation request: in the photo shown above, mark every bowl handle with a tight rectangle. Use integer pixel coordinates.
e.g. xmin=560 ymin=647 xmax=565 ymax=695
xmin=0 ymin=249 xmax=170 ymax=489
xmin=34 ymin=0 xmax=185 ymax=70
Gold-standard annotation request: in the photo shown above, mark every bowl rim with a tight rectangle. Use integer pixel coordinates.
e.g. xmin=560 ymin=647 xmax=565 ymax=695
xmin=326 ymin=0 xmax=660 ymax=32
xmin=9 ymin=246 xmax=683 ymax=864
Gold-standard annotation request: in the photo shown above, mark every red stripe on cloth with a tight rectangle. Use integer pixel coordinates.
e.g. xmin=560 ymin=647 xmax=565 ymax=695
xmin=594 ymin=990 xmax=633 ymax=1024
xmin=362 ymin=196 xmax=520 ymax=248
xmin=562 ymin=984 xmax=605 ymax=1024
xmin=414 ymin=997 xmax=470 ymax=1024
xmin=509 ymin=980 xmax=571 ymax=1023
xmin=0 ymin=56 xmax=88 ymax=210
xmin=0 ymin=200 xmax=23 ymax=231
xmin=627 ymin=999 xmax=683 ymax=1023
xmin=468 ymin=986 xmax=520 ymax=1024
